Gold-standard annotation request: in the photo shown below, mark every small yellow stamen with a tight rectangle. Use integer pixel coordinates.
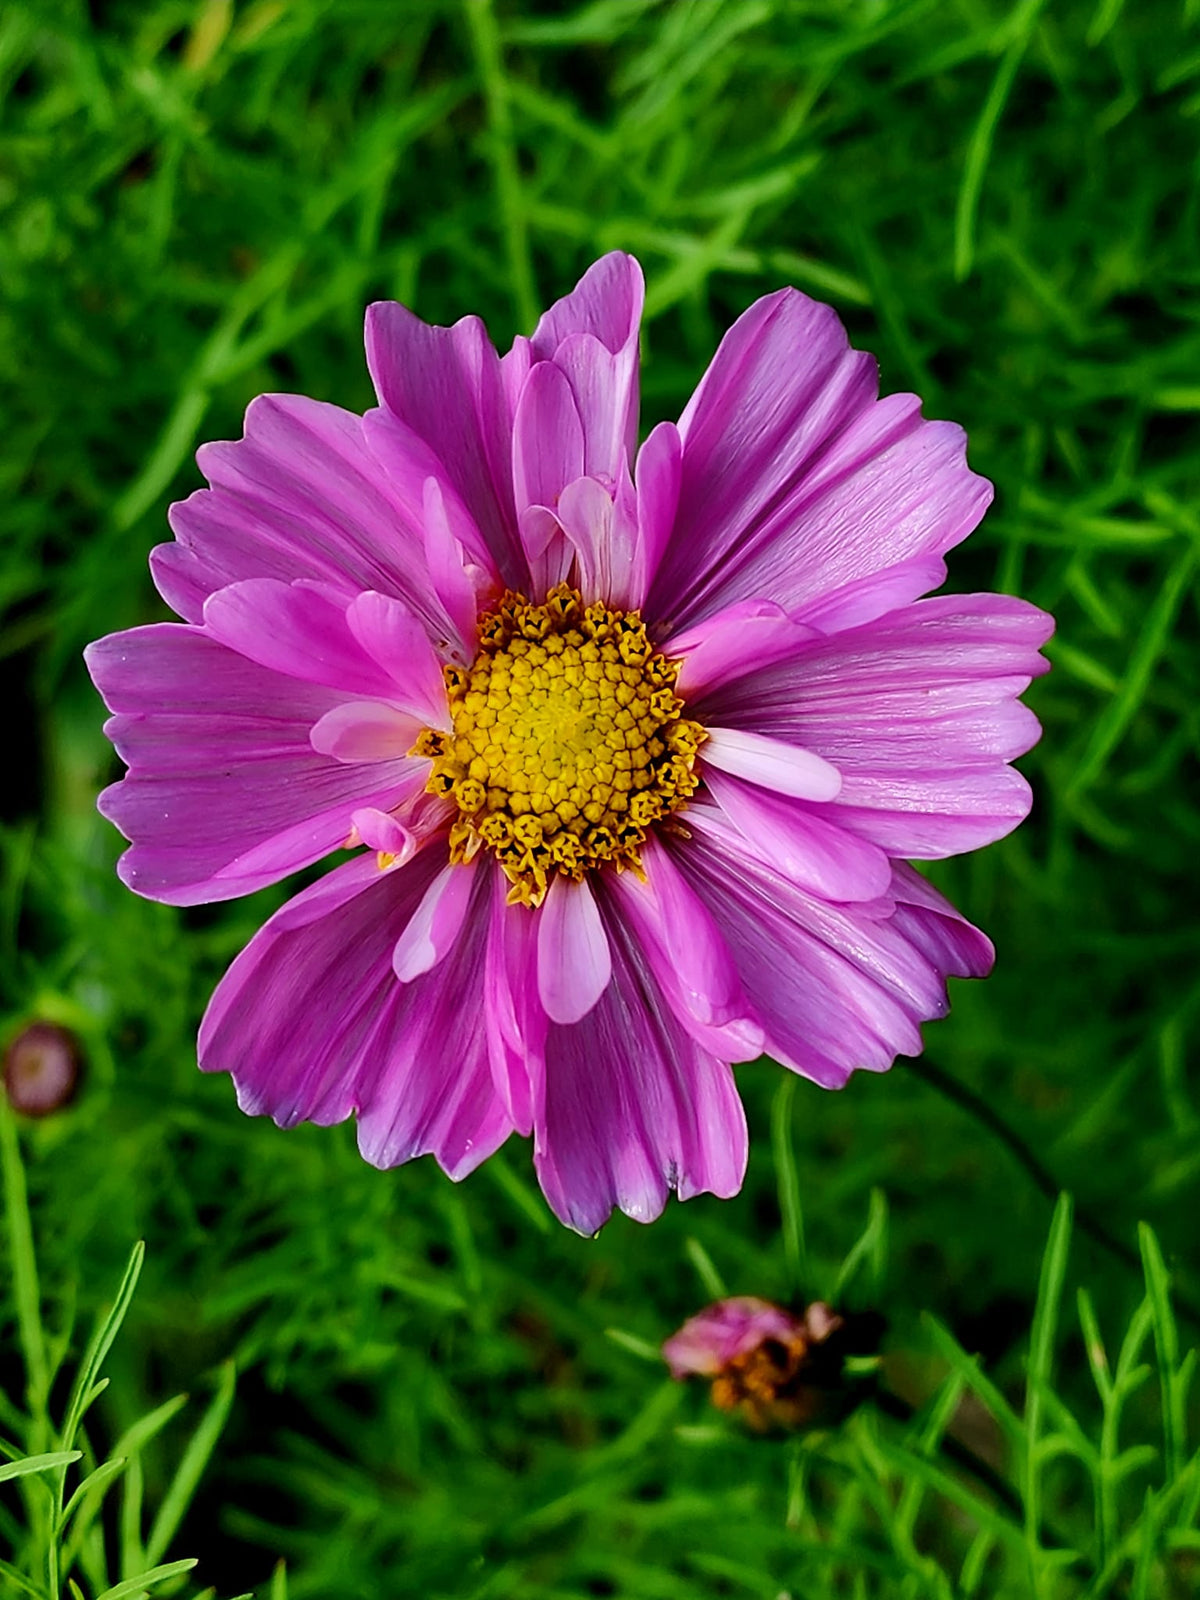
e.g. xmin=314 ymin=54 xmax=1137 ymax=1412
xmin=414 ymin=584 xmax=706 ymax=906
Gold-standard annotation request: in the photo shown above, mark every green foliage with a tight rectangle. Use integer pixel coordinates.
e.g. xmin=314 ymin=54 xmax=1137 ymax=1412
xmin=2 ymin=0 xmax=1199 ymax=1594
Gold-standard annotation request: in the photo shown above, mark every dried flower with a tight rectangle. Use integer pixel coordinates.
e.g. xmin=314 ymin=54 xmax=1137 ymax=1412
xmin=663 ymin=1297 xmax=878 ymax=1431
xmin=86 ymin=254 xmax=1051 ymax=1232
xmin=3 ymin=1022 xmax=81 ymax=1116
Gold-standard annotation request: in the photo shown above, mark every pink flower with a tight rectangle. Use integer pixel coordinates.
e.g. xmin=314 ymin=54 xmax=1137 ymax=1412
xmin=663 ymin=1298 xmax=860 ymax=1430
xmin=86 ymin=254 xmax=1051 ymax=1233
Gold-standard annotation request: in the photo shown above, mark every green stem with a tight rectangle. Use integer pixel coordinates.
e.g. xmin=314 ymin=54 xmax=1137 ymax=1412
xmin=906 ymin=1056 xmax=1200 ymax=1330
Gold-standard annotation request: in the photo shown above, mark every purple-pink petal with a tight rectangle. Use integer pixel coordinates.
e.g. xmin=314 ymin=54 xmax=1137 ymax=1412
xmin=392 ymin=858 xmax=479 ymax=982
xmin=606 ymin=841 xmax=763 ymax=1061
xmin=662 ymin=1297 xmax=802 ymax=1379
xmin=153 ymin=394 xmax=448 ymax=636
xmin=647 ymin=290 xmax=992 ymax=632
xmin=678 ymin=803 xmax=989 ymax=1089
xmin=86 ymin=625 xmax=424 ymax=905
xmin=365 ymin=303 xmax=524 ymax=587
xmin=536 ymin=874 xmax=612 ymax=1024
xmin=697 ymin=593 xmax=1053 ymax=857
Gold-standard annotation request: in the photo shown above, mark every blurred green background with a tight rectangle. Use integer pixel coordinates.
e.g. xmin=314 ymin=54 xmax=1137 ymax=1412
xmin=2 ymin=1 xmax=1199 ymax=1596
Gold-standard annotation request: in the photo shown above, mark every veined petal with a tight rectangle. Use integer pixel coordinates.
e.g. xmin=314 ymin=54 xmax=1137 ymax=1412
xmin=200 ymin=851 xmax=512 ymax=1178
xmin=365 ymin=303 xmax=523 ymax=586
xmin=536 ymin=874 xmax=612 ymax=1024
xmin=534 ymin=910 xmax=748 ymax=1235
xmin=484 ymin=876 xmax=543 ymax=1136
xmin=702 ymin=727 xmax=842 ymax=801
xmin=153 ymin=394 xmax=443 ymax=630
xmin=698 ymin=593 xmax=1052 ymax=856
xmin=86 ymin=624 xmax=424 ymax=905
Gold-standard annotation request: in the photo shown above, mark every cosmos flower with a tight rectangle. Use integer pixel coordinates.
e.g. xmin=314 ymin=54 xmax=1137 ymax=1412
xmin=86 ymin=253 xmax=1051 ymax=1233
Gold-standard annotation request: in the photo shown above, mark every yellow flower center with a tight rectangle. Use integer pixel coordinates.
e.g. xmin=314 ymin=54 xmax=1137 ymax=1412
xmin=412 ymin=584 xmax=706 ymax=906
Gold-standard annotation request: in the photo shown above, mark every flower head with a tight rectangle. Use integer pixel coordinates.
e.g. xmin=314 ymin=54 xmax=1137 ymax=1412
xmin=663 ymin=1297 xmax=877 ymax=1431
xmin=86 ymin=254 xmax=1052 ymax=1233
xmin=4 ymin=1022 xmax=82 ymax=1116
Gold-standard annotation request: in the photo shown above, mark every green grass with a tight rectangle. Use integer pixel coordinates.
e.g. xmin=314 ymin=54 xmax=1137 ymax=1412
xmin=2 ymin=0 xmax=1199 ymax=1595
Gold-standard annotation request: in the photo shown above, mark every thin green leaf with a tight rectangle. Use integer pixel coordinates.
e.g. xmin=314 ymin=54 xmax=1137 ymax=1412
xmin=144 ymin=1362 xmax=236 ymax=1568
xmin=0 ymin=1449 xmax=81 ymax=1483
xmin=95 ymin=1558 xmax=198 ymax=1600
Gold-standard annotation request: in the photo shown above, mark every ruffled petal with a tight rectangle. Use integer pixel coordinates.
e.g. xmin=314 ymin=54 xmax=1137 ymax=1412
xmin=152 ymin=395 xmax=447 ymax=634
xmin=697 ymin=593 xmax=1053 ymax=857
xmin=678 ymin=804 xmax=991 ymax=1088
xmin=365 ymin=303 xmax=524 ymax=586
xmin=534 ymin=909 xmax=748 ymax=1235
xmin=647 ymin=288 xmax=990 ymax=631
xmin=86 ymin=625 xmax=424 ymax=905
xmin=199 ymin=850 xmax=512 ymax=1179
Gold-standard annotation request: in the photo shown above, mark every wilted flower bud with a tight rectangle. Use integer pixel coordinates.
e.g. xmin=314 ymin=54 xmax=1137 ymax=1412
xmin=663 ymin=1296 xmax=878 ymax=1432
xmin=3 ymin=1022 xmax=81 ymax=1116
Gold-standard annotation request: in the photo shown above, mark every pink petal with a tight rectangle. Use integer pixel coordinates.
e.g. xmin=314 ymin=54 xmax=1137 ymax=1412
xmin=647 ymin=289 xmax=876 ymax=629
xmin=152 ymin=395 xmax=442 ymax=630
xmin=702 ymin=727 xmax=842 ymax=802
xmin=365 ymin=303 xmax=524 ymax=587
xmin=646 ymin=288 xmax=992 ymax=632
xmin=422 ymin=475 xmax=485 ymax=655
xmin=310 ymin=701 xmax=423 ymax=763
xmin=702 ymin=769 xmax=891 ymax=903
xmin=350 ymin=808 xmax=417 ymax=863
xmin=606 ymin=841 xmax=763 ymax=1060
xmin=200 ymin=851 xmax=512 ymax=1179
xmin=534 ymin=912 xmax=748 ymax=1235
xmin=631 ymin=421 xmax=680 ymax=608
xmin=698 ymin=593 xmax=1053 ymax=857
xmin=393 ymin=860 xmax=478 ymax=982
xmin=549 ymin=333 xmax=635 ymax=485
xmin=202 ymin=579 xmax=396 ymax=697
xmin=669 ymin=600 xmax=819 ymax=698
xmin=536 ymin=873 xmax=612 ymax=1024
xmin=528 ymin=253 xmax=643 ymax=481
xmin=795 ymin=554 xmax=949 ymax=634
xmin=345 ymin=590 xmax=451 ymax=726
xmin=529 ymin=252 xmax=644 ymax=363
xmin=86 ymin=625 xmax=424 ymax=905
xmin=512 ymin=360 xmax=586 ymax=517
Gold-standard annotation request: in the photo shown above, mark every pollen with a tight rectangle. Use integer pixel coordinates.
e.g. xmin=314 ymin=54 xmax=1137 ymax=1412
xmin=413 ymin=584 xmax=706 ymax=906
